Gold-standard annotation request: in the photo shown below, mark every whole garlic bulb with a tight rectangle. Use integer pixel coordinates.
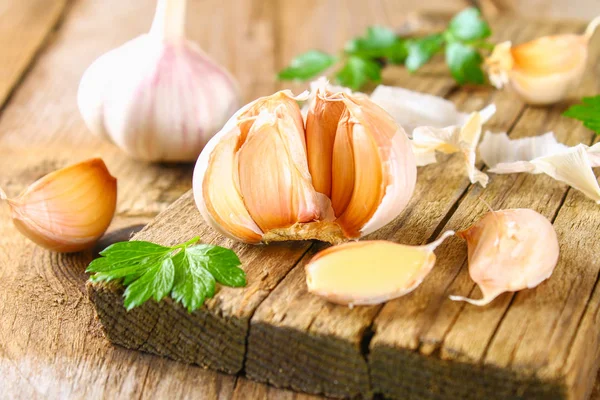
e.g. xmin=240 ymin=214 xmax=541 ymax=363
xmin=78 ymin=0 xmax=240 ymax=162
xmin=485 ymin=17 xmax=600 ymax=105
xmin=0 ymin=159 xmax=117 ymax=253
xmin=450 ymin=208 xmax=559 ymax=306
xmin=193 ymin=87 xmax=416 ymax=244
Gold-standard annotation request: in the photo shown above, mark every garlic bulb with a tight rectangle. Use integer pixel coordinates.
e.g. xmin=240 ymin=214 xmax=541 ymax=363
xmin=78 ymin=0 xmax=240 ymax=162
xmin=450 ymin=209 xmax=559 ymax=306
xmin=0 ymin=159 xmax=117 ymax=252
xmin=305 ymin=231 xmax=454 ymax=307
xmin=193 ymin=87 xmax=417 ymax=244
xmin=485 ymin=17 xmax=600 ymax=105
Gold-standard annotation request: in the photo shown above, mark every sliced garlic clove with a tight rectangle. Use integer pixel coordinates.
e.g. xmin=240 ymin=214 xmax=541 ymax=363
xmin=306 ymin=231 xmax=454 ymax=307
xmin=450 ymin=209 xmax=559 ymax=306
xmin=411 ymin=107 xmax=495 ymax=187
xmin=480 ymin=131 xmax=600 ymax=203
xmin=1 ymin=159 xmax=117 ymax=252
xmin=485 ymin=17 xmax=600 ymax=105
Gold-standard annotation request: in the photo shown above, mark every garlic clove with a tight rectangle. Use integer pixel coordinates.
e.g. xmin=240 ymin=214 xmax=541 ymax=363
xmin=306 ymin=90 xmax=346 ymax=197
xmin=485 ymin=17 xmax=600 ymax=105
xmin=1 ymin=159 xmax=117 ymax=253
xmin=306 ymin=231 xmax=454 ymax=307
xmin=237 ymin=111 xmax=325 ymax=232
xmin=480 ymin=131 xmax=600 ymax=203
xmin=411 ymin=106 xmax=496 ymax=187
xmin=450 ymin=209 xmax=559 ymax=306
xmin=330 ymin=108 xmax=356 ymax=216
xmin=78 ymin=0 xmax=240 ymax=162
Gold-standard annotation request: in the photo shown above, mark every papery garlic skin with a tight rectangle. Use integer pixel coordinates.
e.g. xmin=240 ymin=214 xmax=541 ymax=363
xmin=480 ymin=131 xmax=600 ymax=203
xmin=305 ymin=231 xmax=454 ymax=307
xmin=193 ymin=88 xmax=416 ymax=244
xmin=450 ymin=209 xmax=559 ymax=306
xmin=485 ymin=17 xmax=600 ymax=105
xmin=78 ymin=0 xmax=240 ymax=162
xmin=1 ymin=159 xmax=117 ymax=253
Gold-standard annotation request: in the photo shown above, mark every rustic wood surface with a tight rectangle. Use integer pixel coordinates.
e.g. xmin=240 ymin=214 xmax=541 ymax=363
xmin=2 ymin=0 xmax=600 ymax=399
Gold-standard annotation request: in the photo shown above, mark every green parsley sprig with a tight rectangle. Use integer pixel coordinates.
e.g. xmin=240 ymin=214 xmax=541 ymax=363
xmin=277 ymin=7 xmax=494 ymax=90
xmin=563 ymin=95 xmax=600 ymax=134
xmin=87 ymin=237 xmax=246 ymax=312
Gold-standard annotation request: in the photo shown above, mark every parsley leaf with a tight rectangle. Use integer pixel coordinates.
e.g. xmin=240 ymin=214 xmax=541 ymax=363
xmin=406 ymin=34 xmax=444 ymax=72
xmin=345 ymin=26 xmax=397 ymax=59
xmin=445 ymin=41 xmax=485 ymax=84
xmin=336 ymin=56 xmax=382 ymax=90
xmin=448 ymin=7 xmax=491 ymax=42
xmin=87 ymin=237 xmax=245 ymax=312
xmin=277 ymin=50 xmax=337 ymax=80
xmin=564 ymin=96 xmax=600 ymax=134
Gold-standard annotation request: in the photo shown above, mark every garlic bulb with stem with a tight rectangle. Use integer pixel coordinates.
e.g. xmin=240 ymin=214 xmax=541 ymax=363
xmin=305 ymin=231 xmax=454 ymax=307
xmin=0 ymin=159 xmax=117 ymax=253
xmin=450 ymin=208 xmax=559 ymax=306
xmin=78 ymin=0 xmax=240 ymax=162
xmin=193 ymin=87 xmax=417 ymax=244
xmin=485 ymin=16 xmax=600 ymax=105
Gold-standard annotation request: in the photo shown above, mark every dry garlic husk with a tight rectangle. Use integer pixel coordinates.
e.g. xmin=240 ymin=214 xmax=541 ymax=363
xmin=485 ymin=17 xmax=600 ymax=105
xmin=78 ymin=0 xmax=240 ymax=162
xmin=411 ymin=104 xmax=496 ymax=187
xmin=0 ymin=159 xmax=117 ymax=252
xmin=369 ymin=85 xmax=495 ymax=137
xmin=480 ymin=131 xmax=600 ymax=203
xmin=450 ymin=209 xmax=559 ymax=306
xmin=306 ymin=231 xmax=454 ymax=307
xmin=193 ymin=88 xmax=417 ymax=244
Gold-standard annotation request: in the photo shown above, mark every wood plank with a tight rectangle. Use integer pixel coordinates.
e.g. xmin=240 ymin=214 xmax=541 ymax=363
xmin=370 ymin=19 xmax=600 ymax=399
xmin=0 ymin=0 xmax=280 ymax=397
xmin=0 ymin=0 xmax=68 ymax=109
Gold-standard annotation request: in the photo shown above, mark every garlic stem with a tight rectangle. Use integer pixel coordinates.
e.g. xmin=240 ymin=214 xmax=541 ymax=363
xmin=585 ymin=16 xmax=600 ymax=40
xmin=0 ymin=187 xmax=6 ymax=201
xmin=150 ymin=0 xmax=187 ymax=41
xmin=424 ymin=230 xmax=455 ymax=252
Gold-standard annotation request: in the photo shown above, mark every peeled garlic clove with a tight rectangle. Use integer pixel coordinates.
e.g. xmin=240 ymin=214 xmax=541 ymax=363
xmin=1 ymin=159 xmax=117 ymax=252
xmin=193 ymin=88 xmax=416 ymax=244
xmin=78 ymin=0 xmax=240 ymax=162
xmin=450 ymin=209 xmax=559 ymax=306
xmin=306 ymin=231 xmax=454 ymax=306
xmin=485 ymin=17 xmax=600 ymax=105
xmin=480 ymin=131 xmax=600 ymax=203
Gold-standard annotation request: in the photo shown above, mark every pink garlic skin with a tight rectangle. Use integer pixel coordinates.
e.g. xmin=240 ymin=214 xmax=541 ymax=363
xmin=453 ymin=208 xmax=559 ymax=306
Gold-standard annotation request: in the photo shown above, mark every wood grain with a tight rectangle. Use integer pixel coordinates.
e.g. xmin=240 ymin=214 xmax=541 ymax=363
xmin=0 ymin=0 xmax=68 ymax=109
xmin=3 ymin=0 xmax=600 ymax=399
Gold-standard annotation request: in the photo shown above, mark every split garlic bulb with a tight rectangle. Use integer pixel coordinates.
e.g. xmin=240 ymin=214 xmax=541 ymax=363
xmin=0 ymin=159 xmax=117 ymax=253
xmin=450 ymin=209 xmax=559 ymax=306
xmin=306 ymin=231 xmax=454 ymax=307
xmin=485 ymin=17 xmax=600 ymax=105
xmin=193 ymin=88 xmax=417 ymax=244
xmin=78 ymin=0 xmax=240 ymax=162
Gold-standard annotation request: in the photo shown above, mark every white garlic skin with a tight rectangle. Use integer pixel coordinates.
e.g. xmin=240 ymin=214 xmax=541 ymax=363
xmin=78 ymin=34 xmax=240 ymax=162
xmin=453 ymin=208 xmax=559 ymax=306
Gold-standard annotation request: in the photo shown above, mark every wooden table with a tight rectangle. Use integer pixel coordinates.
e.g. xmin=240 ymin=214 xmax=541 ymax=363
xmin=1 ymin=1 xmax=600 ymax=399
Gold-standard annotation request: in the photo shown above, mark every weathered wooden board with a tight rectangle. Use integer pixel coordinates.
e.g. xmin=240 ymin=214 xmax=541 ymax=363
xmin=87 ymin=14 xmax=600 ymax=400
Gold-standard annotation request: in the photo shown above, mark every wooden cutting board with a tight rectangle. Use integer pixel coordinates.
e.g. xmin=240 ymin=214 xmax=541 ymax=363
xmin=88 ymin=16 xmax=600 ymax=400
